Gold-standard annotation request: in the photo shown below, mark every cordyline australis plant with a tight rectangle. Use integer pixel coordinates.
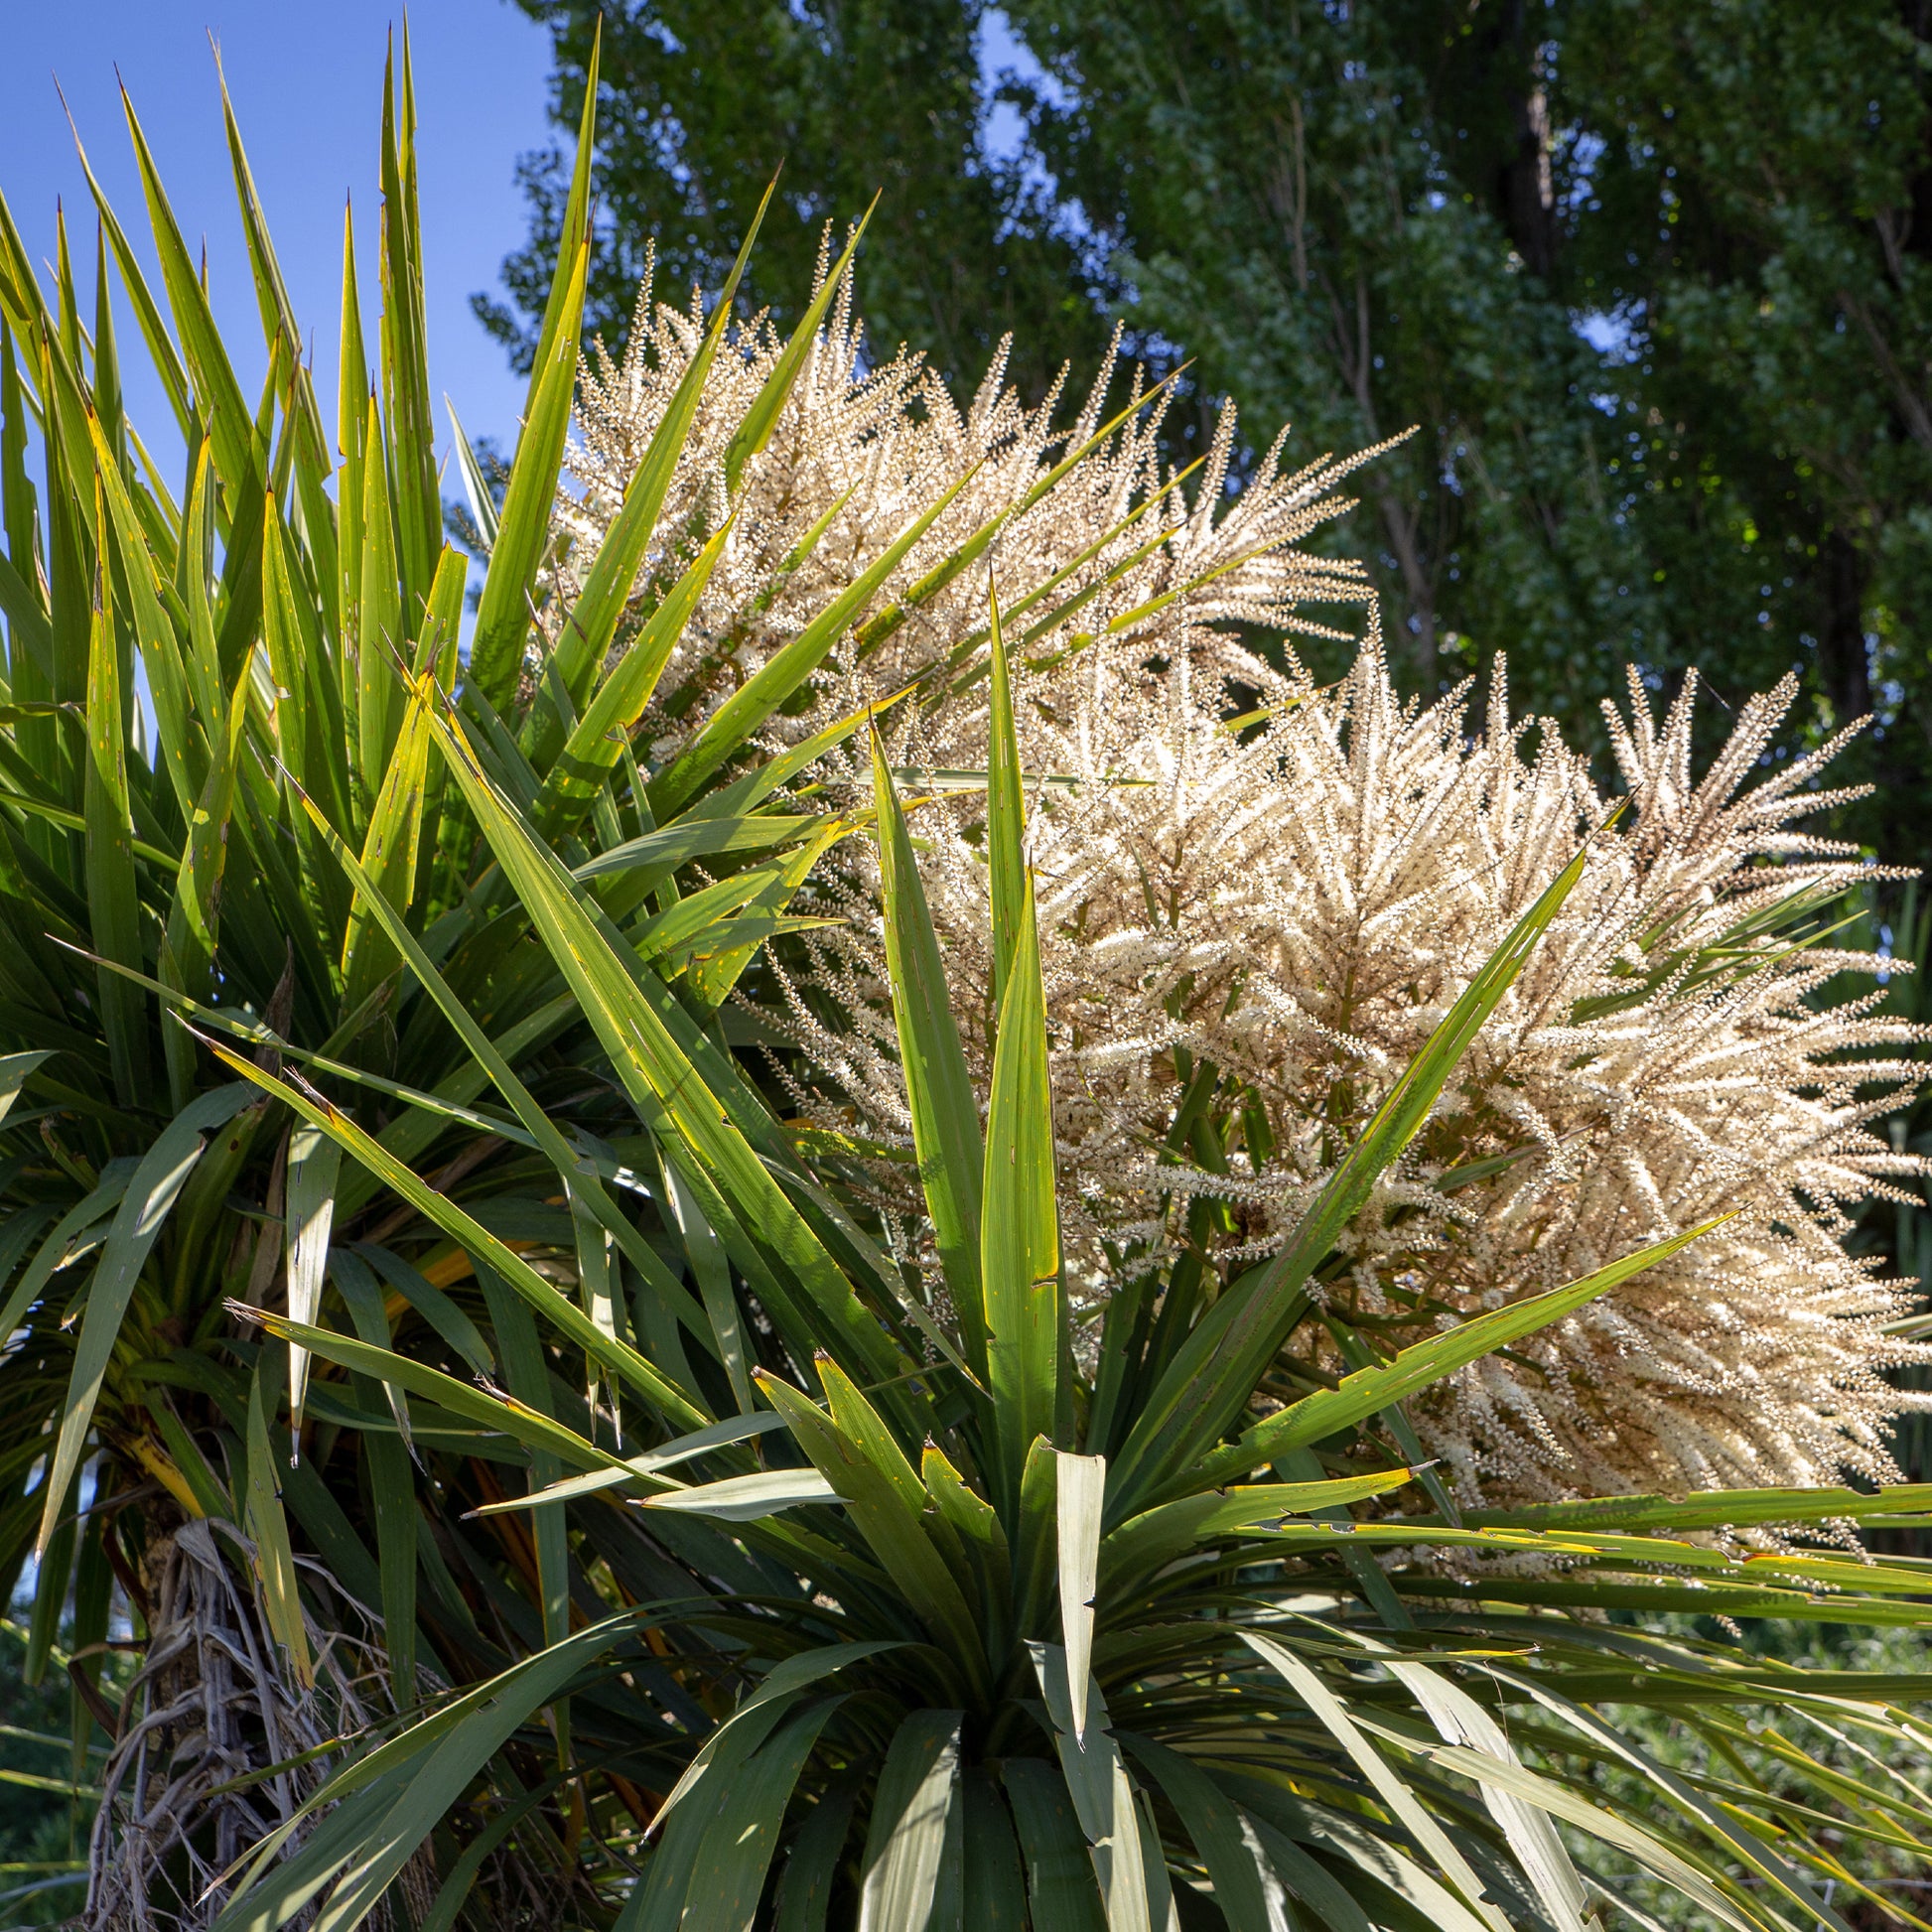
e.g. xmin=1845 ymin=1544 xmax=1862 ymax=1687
xmin=0 ymin=28 xmax=864 ymax=1929
xmin=549 ymin=240 xmax=1931 ymax=1515
xmin=0 ymin=34 xmax=692 ymax=1927
xmin=216 ymin=647 xmax=1932 ymax=1932
xmin=0 ymin=31 xmax=1927 ymax=1932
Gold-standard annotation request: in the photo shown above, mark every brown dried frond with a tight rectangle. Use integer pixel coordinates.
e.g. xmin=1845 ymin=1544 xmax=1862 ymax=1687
xmin=83 ymin=1521 xmax=418 ymax=1932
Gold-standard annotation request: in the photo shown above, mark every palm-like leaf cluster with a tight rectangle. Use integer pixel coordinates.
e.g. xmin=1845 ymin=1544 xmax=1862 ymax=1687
xmin=0 ymin=34 xmax=1927 ymax=1932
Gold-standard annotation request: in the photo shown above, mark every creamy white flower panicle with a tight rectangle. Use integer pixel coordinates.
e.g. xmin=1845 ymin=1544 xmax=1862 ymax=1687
xmin=784 ymin=634 xmax=1931 ymax=1508
xmin=550 ymin=265 xmax=1929 ymax=1512
xmin=550 ymin=242 xmax=1383 ymax=750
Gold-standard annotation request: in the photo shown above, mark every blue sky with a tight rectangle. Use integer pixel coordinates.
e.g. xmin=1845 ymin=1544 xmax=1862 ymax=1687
xmin=0 ymin=1 xmax=558 ymax=478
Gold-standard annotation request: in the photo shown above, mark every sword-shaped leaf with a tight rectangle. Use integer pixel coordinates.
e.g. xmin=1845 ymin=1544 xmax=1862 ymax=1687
xmin=1100 ymin=1466 xmax=1415 ymax=1580
xmin=531 ymin=521 xmax=730 ymax=836
xmin=1056 ymin=1452 xmax=1105 ymax=1745
xmin=337 ymin=196 xmax=368 ymax=675
xmin=354 ymin=388 xmax=403 ymax=794
xmin=636 ymin=1468 xmax=844 ymax=1520
xmin=62 ymin=121 xmax=193 ymax=445
xmin=1450 ymin=1481 xmax=1932 ymax=1535
xmin=283 ymin=1124 xmax=341 ymax=1433
xmin=983 ymin=836 xmax=1058 ymax=1518
xmin=528 ymin=182 xmax=772 ymax=762
xmin=986 ymin=581 xmax=1027 ymax=1012
xmin=82 ymin=517 xmax=149 ymax=1106
xmin=1241 ymin=1632 xmax=1505 ymax=1932
xmin=377 ymin=33 xmax=439 ymax=611
xmin=649 ymin=470 xmax=977 ymax=817
xmin=524 ymin=22 xmax=601 ymax=396
xmin=445 ymin=398 xmax=498 ymax=548
xmin=722 ymin=197 xmax=874 ymax=492
xmin=873 ymin=732 xmax=986 ymax=1370
xmin=1122 ymin=1736 xmax=1293 ymax=1932
xmin=1004 ymin=1756 xmax=1109 ymax=1932
xmin=859 ymin=1710 xmax=963 ymax=1932
xmin=280 ymin=758 xmax=714 ymax=1431
xmin=339 ymin=549 xmax=463 ymax=1011
xmin=120 ymin=85 xmax=257 ymax=495
xmin=467 ymin=1412 xmax=786 ymax=1515
xmin=465 ymin=239 xmax=587 ymax=712
xmin=1032 ymin=1642 xmax=1155 ymax=1932
xmin=1190 ymin=1216 xmax=1728 ymax=1494
xmin=421 ymin=692 xmax=911 ymax=1397
xmin=234 ymin=1307 xmax=617 ymax=1472
xmin=215 ymin=52 xmax=328 ymax=461
xmin=203 ymin=1038 xmax=704 ymax=1426
xmin=756 ymin=1367 xmax=989 ymax=1695
xmin=244 ymin=1358 xmax=314 ymax=1688
xmin=1489 ymin=1666 xmax=1860 ymax=1932
xmin=37 ymin=1085 xmax=258 ymax=1557
xmin=680 ymin=1701 xmax=844 ymax=1932
xmin=85 ymin=409 xmax=199 ymax=813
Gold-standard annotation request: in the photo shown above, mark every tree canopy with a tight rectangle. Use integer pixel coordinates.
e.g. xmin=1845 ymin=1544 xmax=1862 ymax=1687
xmin=488 ymin=0 xmax=1932 ymax=867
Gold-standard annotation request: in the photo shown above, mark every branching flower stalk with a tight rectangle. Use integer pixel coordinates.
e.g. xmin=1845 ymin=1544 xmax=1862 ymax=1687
xmin=551 ymin=261 xmax=1932 ymax=1512
xmin=549 ymin=238 xmax=1387 ymax=752
xmin=789 ymin=633 xmax=1932 ymax=1508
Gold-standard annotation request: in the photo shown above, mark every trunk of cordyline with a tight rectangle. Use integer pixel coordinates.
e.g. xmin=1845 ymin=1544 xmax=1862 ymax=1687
xmin=83 ymin=1518 xmax=421 ymax=1932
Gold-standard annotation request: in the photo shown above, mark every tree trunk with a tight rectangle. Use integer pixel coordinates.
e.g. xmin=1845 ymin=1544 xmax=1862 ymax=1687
xmin=1818 ymin=528 xmax=1871 ymax=727
xmin=83 ymin=1520 xmax=415 ymax=1932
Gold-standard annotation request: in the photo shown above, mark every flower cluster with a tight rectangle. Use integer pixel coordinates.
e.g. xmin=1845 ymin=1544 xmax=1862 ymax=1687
xmin=551 ymin=243 xmax=1380 ymax=753
xmin=555 ymin=269 xmax=1930 ymax=1508
xmin=782 ymin=634 xmax=1930 ymax=1505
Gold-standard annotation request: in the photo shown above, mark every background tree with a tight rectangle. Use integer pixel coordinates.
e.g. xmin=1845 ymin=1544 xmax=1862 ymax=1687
xmin=493 ymin=0 xmax=1932 ymax=861
xmin=1007 ymin=0 xmax=1666 ymax=742
xmin=1556 ymin=0 xmax=1932 ymax=854
xmin=477 ymin=0 xmax=1095 ymax=404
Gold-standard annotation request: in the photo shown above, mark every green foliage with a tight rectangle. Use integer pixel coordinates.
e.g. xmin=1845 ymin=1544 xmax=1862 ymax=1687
xmin=1556 ymin=0 xmax=1932 ymax=853
xmin=481 ymin=0 xmax=1096 ymax=404
xmin=1833 ymin=880 xmax=1932 ymax=1493
xmin=0 ymin=1611 xmax=112 ymax=1926
xmin=1 ymin=28 xmax=1929 ymax=1932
